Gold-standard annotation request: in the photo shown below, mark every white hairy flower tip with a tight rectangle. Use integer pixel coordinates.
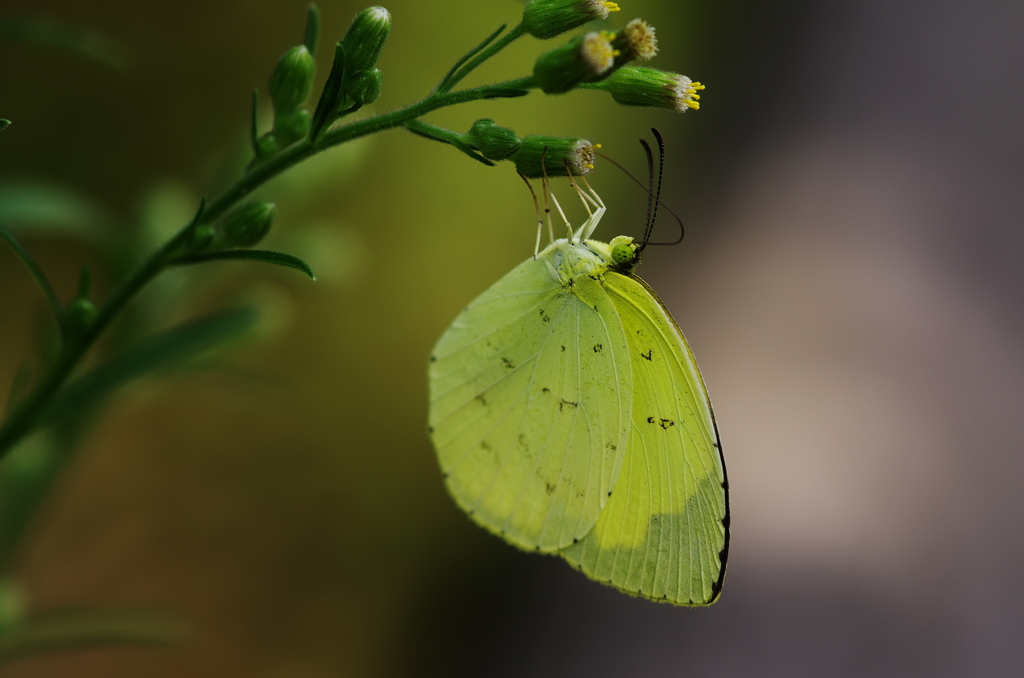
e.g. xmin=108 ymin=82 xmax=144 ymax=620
xmin=581 ymin=32 xmax=616 ymax=73
xmin=672 ymin=75 xmax=704 ymax=112
xmin=621 ymin=18 xmax=658 ymax=60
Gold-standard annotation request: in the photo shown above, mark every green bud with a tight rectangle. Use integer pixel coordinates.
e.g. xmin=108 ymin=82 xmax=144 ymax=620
xmin=466 ymin=119 xmax=522 ymax=161
xmin=0 ymin=579 xmax=25 ymax=636
xmin=342 ymin=6 xmax=391 ymax=73
xmin=533 ymin=32 xmax=615 ymax=94
xmin=346 ymin=68 xmax=383 ymax=105
xmin=65 ymin=297 xmax=97 ymax=334
xmin=187 ymin=224 xmax=215 ymax=252
xmin=256 ymin=131 xmax=279 ymax=159
xmin=597 ymin=67 xmax=704 ymax=112
xmin=511 ymin=135 xmax=598 ymax=178
xmin=0 ymin=119 xmax=10 ymax=133
xmin=269 ymin=45 xmax=316 ymax=113
xmin=224 ymin=201 xmax=276 ymax=247
xmin=273 ymin=108 xmax=312 ymax=147
xmin=523 ymin=0 xmax=621 ymax=40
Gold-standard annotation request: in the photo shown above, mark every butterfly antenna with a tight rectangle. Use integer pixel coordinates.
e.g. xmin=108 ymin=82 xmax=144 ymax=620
xmin=594 ymin=149 xmax=685 ymax=247
xmin=644 ymin=127 xmax=684 ymax=247
xmin=519 ymin=172 xmax=543 ymax=258
xmin=639 ymin=138 xmax=656 ymax=250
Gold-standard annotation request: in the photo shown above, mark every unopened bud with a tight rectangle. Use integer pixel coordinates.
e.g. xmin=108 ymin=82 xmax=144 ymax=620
xmin=346 ymin=68 xmax=383 ymax=105
xmin=256 ymin=132 xmax=279 ymax=159
xmin=224 ymin=201 xmax=276 ymax=247
xmin=342 ymin=6 xmax=391 ymax=73
xmin=65 ymin=297 xmax=97 ymax=334
xmin=533 ymin=31 xmax=616 ymax=94
xmin=598 ymin=67 xmax=704 ymax=112
xmin=269 ymin=45 xmax=316 ymax=113
xmin=466 ymin=119 xmax=522 ymax=161
xmin=511 ymin=135 xmax=598 ymax=178
xmin=188 ymin=224 xmax=215 ymax=252
xmin=523 ymin=0 xmax=621 ymax=40
xmin=273 ymin=108 xmax=312 ymax=146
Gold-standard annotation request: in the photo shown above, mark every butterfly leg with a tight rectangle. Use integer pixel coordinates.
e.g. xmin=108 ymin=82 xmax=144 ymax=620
xmin=579 ymin=177 xmax=607 ymax=241
xmin=518 ymin=173 xmax=544 ymax=258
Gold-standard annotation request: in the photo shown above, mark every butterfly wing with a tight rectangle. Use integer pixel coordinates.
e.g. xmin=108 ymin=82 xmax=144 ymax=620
xmin=561 ymin=272 xmax=729 ymax=605
xmin=429 ymin=255 xmax=632 ymax=551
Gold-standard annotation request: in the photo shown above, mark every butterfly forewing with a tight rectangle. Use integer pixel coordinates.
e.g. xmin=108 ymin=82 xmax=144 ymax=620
xmin=561 ymin=272 xmax=728 ymax=605
xmin=429 ymin=251 xmax=632 ymax=551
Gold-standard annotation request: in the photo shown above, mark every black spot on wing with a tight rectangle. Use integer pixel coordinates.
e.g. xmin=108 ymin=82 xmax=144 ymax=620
xmin=640 ymin=349 xmax=653 ymax=361
xmin=544 ymin=482 xmax=557 ymax=495
xmin=539 ymin=308 xmax=551 ymax=323
xmin=593 ymin=344 xmax=603 ymax=353
xmin=558 ymin=399 xmax=578 ymax=412
xmin=501 ymin=357 xmax=515 ymax=369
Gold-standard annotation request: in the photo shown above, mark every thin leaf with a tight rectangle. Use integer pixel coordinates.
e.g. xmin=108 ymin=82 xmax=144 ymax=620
xmin=0 ymin=608 xmax=184 ymax=665
xmin=172 ymin=249 xmax=318 ymax=280
xmin=436 ymin=23 xmax=506 ymax=92
xmin=249 ymin=89 xmax=260 ymax=155
xmin=0 ymin=180 xmax=112 ymax=244
xmin=0 ymin=221 xmax=63 ymax=331
xmin=303 ymin=3 xmax=320 ymax=54
xmin=0 ymin=17 xmax=129 ymax=69
xmin=483 ymin=88 xmax=531 ymax=99
xmin=0 ymin=119 xmax=10 ymax=132
xmin=41 ymin=307 xmax=259 ymax=426
xmin=310 ymin=42 xmax=346 ymax=143
xmin=404 ymin=120 xmax=495 ymax=167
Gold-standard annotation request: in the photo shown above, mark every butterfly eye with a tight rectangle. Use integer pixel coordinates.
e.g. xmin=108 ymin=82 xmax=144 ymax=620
xmin=611 ymin=243 xmax=636 ymax=267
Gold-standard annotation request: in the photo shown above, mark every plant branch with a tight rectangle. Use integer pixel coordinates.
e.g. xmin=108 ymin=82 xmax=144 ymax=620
xmin=437 ymin=23 xmax=527 ymax=94
xmin=0 ymin=75 xmax=536 ymax=460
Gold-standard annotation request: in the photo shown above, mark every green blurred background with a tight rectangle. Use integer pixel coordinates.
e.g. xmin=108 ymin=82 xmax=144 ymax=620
xmin=2 ymin=0 xmax=1023 ymax=675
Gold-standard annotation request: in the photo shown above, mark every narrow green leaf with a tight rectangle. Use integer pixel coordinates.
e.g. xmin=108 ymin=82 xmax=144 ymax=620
xmin=249 ymin=89 xmax=260 ymax=154
xmin=41 ymin=307 xmax=258 ymax=426
xmin=404 ymin=120 xmax=495 ymax=167
xmin=310 ymin=42 xmax=346 ymax=143
xmin=172 ymin=249 xmax=317 ymax=280
xmin=0 ymin=17 xmax=129 ymax=69
xmin=0 ymin=180 xmax=112 ymax=244
xmin=304 ymin=4 xmax=320 ymax=54
xmin=436 ymin=23 xmax=506 ymax=92
xmin=0 ymin=119 xmax=10 ymax=132
xmin=483 ymin=88 xmax=531 ymax=99
xmin=0 ymin=222 xmax=63 ymax=331
xmin=0 ymin=608 xmax=184 ymax=665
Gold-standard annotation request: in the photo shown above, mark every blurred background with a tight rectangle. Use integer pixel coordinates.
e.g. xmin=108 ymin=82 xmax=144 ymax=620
xmin=1 ymin=0 xmax=1023 ymax=675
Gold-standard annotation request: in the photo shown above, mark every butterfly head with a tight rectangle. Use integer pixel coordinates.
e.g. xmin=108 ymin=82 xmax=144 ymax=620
xmin=607 ymin=235 xmax=640 ymax=274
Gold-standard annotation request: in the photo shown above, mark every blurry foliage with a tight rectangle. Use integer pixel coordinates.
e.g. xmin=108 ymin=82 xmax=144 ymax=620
xmin=0 ymin=0 xmax=747 ymax=673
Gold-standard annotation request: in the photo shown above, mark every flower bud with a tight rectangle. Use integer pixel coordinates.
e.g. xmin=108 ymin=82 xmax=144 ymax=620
xmin=273 ymin=108 xmax=312 ymax=147
xmin=65 ymin=297 xmax=97 ymax=335
xmin=511 ymin=135 xmax=597 ymax=178
xmin=346 ymin=68 xmax=383 ymax=105
xmin=255 ymin=132 xmax=279 ymax=159
xmin=598 ymin=67 xmax=704 ymax=112
xmin=224 ymin=201 xmax=276 ymax=247
xmin=611 ymin=18 xmax=657 ymax=65
xmin=187 ymin=224 xmax=215 ymax=252
xmin=269 ymin=45 xmax=316 ymax=113
xmin=533 ymin=31 xmax=616 ymax=94
xmin=342 ymin=6 xmax=391 ymax=73
xmin=523 ymin=0 xmax=620 ymax=40
xmin=466 ymin=119 xmax=522 ymax=161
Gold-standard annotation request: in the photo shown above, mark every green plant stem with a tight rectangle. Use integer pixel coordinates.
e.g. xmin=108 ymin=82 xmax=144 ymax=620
xmin=0 ymin=75 xmax=536 ymax=460
xmin=438 ymin=23 xmax=527 ymax=94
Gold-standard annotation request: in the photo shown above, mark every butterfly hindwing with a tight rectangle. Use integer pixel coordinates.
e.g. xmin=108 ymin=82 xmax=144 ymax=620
xmin=429 ymin=254 xmax=632 ymax=551
xmin=560 ymin=272 xmax=728 ymax=605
